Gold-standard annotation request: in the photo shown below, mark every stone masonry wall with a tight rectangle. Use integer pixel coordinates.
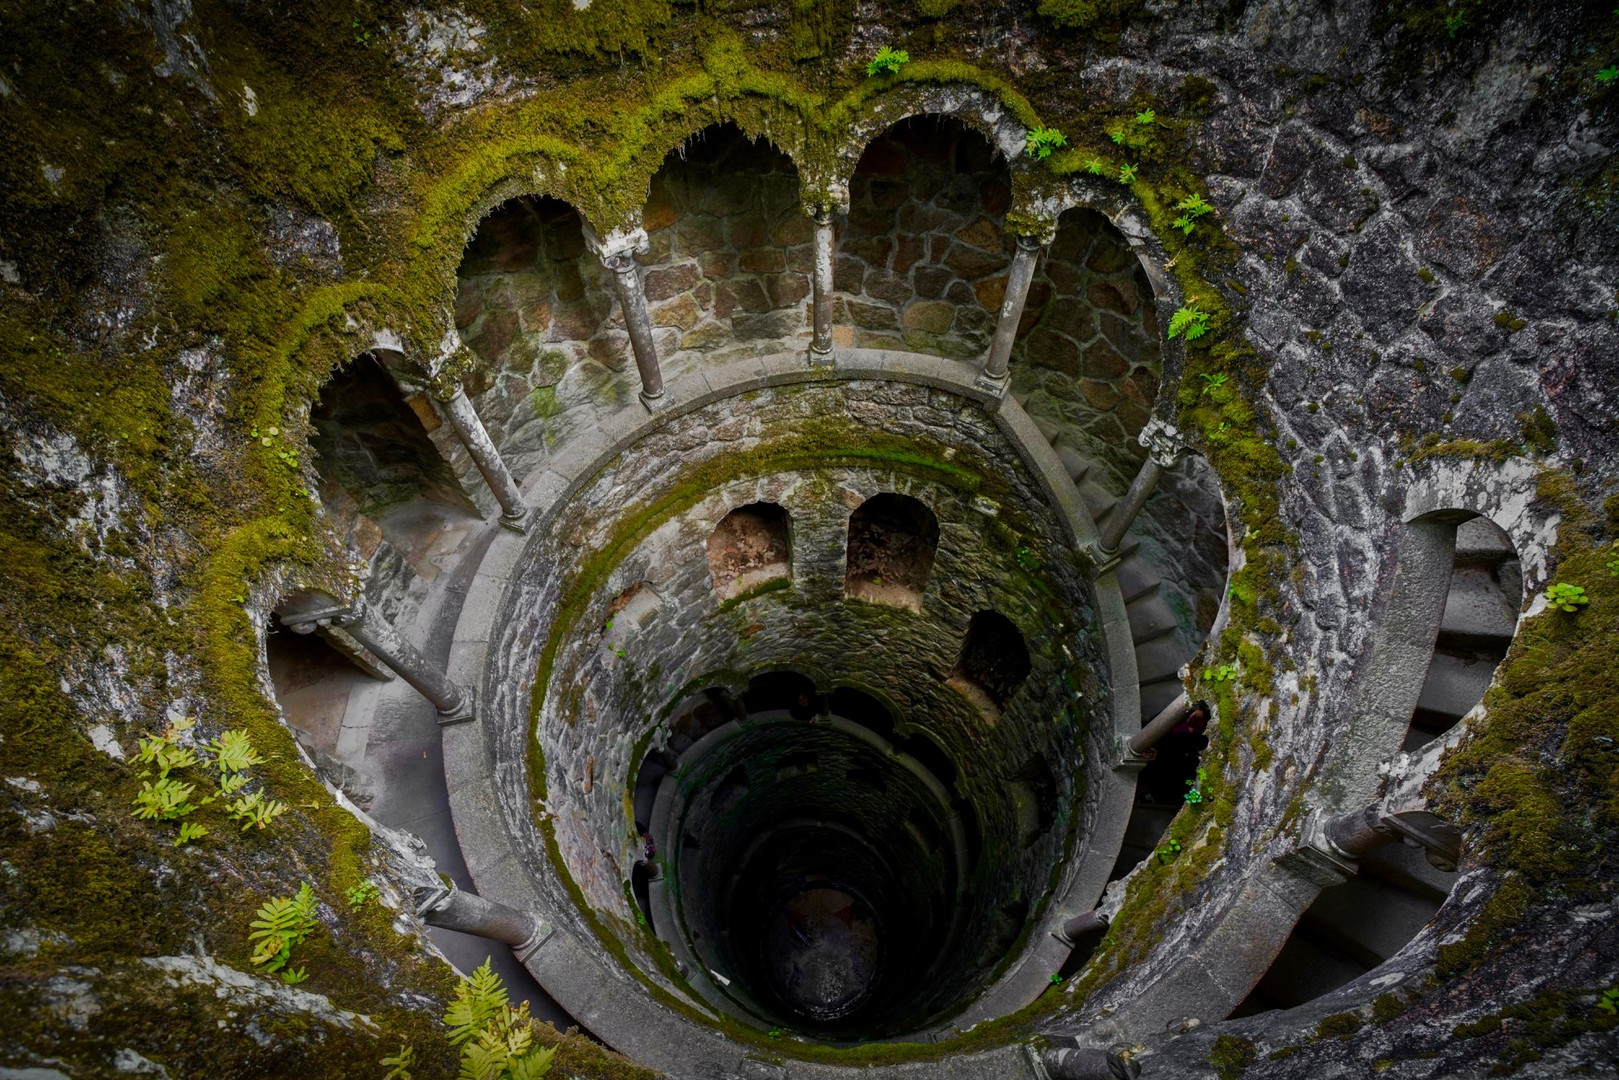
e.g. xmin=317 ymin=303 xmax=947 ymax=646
xmin=835 ymin=116 xmax=1013 ymax=360
xmin=637 ymin=123 xmax=813 ymax=358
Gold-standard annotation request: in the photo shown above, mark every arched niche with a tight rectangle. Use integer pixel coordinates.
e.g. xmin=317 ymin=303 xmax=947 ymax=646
xmin=638 ymin=122 xmax=811 ymax=358
xmin=837 ymin=115 xmax=1013 ymax=360
xmin=1009 ymin=206 xmax=1164 ymax=483
xmin=706 ymin=502 xmax=793 ymax=601
xmin=844 ymin=492 xmax=940 ymax=611
xmin=453 ymin=195 xmax=614 ymax=476
xmin=947 ymin=610 xmax=1031 ymax=717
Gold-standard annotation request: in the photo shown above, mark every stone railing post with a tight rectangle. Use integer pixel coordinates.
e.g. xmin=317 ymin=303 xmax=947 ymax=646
xmin=283 ymin=596 xmax=474 ymax=724
xmin=978 ymin=233 xmax=1046 ymax=395
xmin=809 ymin=203 xmax=837 ymax=357
xmin=1320 ymin=805 xmax=1462 ymax=872
xmin=413 ymin=336 xmax=532 ymax=532
xmin=581 ymin=224 xmax=663 ymax=410
xmin=436 ymin=383 xmax=532 ymax=533
xmin=1096 ymin=419 xmax=1186 ymax=564
xmin=415 ymin=883 xmax=550 ymax=961
xmin=604 ymin=252 xmax=664 ymax=409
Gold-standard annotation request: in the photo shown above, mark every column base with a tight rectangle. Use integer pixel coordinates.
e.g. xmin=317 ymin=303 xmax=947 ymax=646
xmin=512 ymin=916 xmax=557 ymax=962
xmin=974 ymin=369 xmax=1011 ymax=398
xmin=498 ymin=506 xmax=535 ymax=534
xmin=808 ymin=342 xmax=833 ymax=365
xmin=1090 ymin=545 xmax=1123 ymax=575
xmin=437 ymin=694 xmax=477 ymax=726
xmin=1113 ymin=747 xmax=1150 ymax=773
xmin=639 ymin=389 xmax=668 ymax=413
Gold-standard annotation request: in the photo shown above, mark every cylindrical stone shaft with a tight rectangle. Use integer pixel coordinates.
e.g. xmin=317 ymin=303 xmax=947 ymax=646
xmin=981 ymin=237 xmax=1043 ymax=381
xmin=340 ymin=603 xmax=470 ymax=719
xmin=1097 ymin=457 xmax=1165 ymax=555
xmin=811 ymin=207 xmax=835 ymax=355
xmin=439 ymin=386 xmax=528 ymax=527
xmin=420 ymin=889 xmax=537 ymax=948
xmin=1127 ymin=692 xmax=1192 ymax=756
xmin=606 ymin=254 xmax=664 ymax=403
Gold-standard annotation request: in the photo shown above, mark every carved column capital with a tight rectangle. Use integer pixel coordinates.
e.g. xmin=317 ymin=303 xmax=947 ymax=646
xmin=1137 ymin=417 xmax=1187 ymax=469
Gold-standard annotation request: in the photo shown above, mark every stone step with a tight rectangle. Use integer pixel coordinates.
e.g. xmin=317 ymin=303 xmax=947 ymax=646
xmin=1135 ymin=636 xmax=1193 ymax=684
xmin=1454 ymin=517 xmax=1517 ymax=563
xmin=1126 ymin=597 xmax=1182 ymax=646
xmin=1415 ymin=649 xmax=1499 ymax=720
xmin=1438 ymin=565 xmax=1518 ymax=642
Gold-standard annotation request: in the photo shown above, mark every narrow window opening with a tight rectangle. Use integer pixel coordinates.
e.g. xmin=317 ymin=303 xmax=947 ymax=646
xmin=707 ymin=501 xmax=792 ymax=601
xmin=844 ymin=493 xmax=940 ymax=611
xmin=947 ymin=610 xmax=1032 ymax=716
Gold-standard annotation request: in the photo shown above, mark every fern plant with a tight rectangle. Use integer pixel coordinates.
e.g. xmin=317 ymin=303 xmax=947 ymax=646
xmin=136 ymin=735 xmax=199 ymax=779
xmin=380 ymin=1044 xmax=416 ymax=1080
xmin=228 ymin=789 xmax=289 ymax=830
xmin=866 ymin=46 xmax=908 ymax=76
xmin=210 ymin=730 xmax=265 ymax=774
xmin=173 ymin=821 xmax=209 ymax=846
xmin=1134 ymin=108 xmax=1156 ymax=124
xmin=1172 ymin=193 xmax=1214 ymax=234
xmin=445 ymin=960 xmax=556 ymax=1080
xmin=249 ymin=882 xmax=319 ymax=979
xmin=1084 ymin=157 xmax=1105 ymax=174
xmin=1168 ymin=304 xmax=1210 ymax=340
xmin=345 ymin=881 xmax=380 ymax=909
xmin=1118 ymin=162 xmax=1138 ymax=183
xmin=133 ymin=778 xmax=199 ymax=821
xmin=1025 ymin=127 xmax=1067 ymax=159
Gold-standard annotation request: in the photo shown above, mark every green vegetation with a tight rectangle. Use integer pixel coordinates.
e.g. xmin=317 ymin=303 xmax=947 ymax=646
xmin=346 ymin=881 xmax=381 ymax=909
xmin=249 ymin=882 xmax=320 ymax=983
xmin=1313 ymin=1011 xmax=1366 ymax=1041
xmin=1545 ymin=582 xmax=1589 ymax=611
xmin=444 ymin=960 xmax=557 ymax=1080
xmin=866 ymin=46 xmax=909 ymax=76
xmin=1172 ymin=193 xmax=1214 ymax=234
xmin=1026 ymin=127 xmax=1068 ymax=159
xmin=1209 ymin=1034 xmax=1257 ymax=1079
xmin=1168 ymin=304 xmax=1211 ymax=340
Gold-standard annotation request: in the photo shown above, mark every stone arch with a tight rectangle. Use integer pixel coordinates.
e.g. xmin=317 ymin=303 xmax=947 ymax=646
xmin=706 ymin=501 xmax=793 ymax=601
xmin=948 ymin=610 xmax=1032 ymax=715
xmin=452 ymin=194 xmax=621 ymax=478
xmin=837 ymin=114 xmax=1015 ymax=360
xmin=844 ymin=492 xmax=940 ymax=611
xmin=833 ymin=86 xmax=1032 ymax=185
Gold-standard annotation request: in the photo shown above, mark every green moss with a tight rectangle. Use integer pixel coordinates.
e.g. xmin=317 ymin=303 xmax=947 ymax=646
xmin=1209 ymin=1034 xmax=1258 ymax=1078
xmin=1493 ymin=311 xmax=1528 ymax=332
xmin=1371 ymin=992 xmax=1408 ymax=1024
xmin=1313 ymin=1011 xmax=1366 ymax=1041
xmin=1517 ymin=405 xmax=1559 ymax=455
xmin=715 ymin=575 xmax=793 ymax=614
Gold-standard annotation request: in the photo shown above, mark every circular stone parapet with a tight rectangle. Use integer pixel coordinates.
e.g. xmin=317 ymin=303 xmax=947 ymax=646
xmin=442 ymin=348 xmax=1142 ymax=1076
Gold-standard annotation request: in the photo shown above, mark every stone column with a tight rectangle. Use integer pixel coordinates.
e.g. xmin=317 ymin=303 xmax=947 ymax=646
xmin=603 ymin=252 xmax=665 ymax=410
xmin=1057 ymin=909 xmax=1110 ymax=945
xmin=1097 ymin=419 xmax=1186 ymax=562
xmin=415 ymin=884 xmax=549 ymax=961
xmin=1040 ymin=1047 xmax=1139 ymax=1080
xmin=437 ymin=385 xmax=531 ymax=533
xmin=977 ymin=234 xmax=1045 ymax=395
xmin=1320 ymin=805 xmax=1462 ymax=872
xmin=1125 ymin=692 xmax=1208 ymax=757
xmin=284 ymin=597 xmax=474 ymax=724
xmin=809 ymin=204 xmax=836 ymax=357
